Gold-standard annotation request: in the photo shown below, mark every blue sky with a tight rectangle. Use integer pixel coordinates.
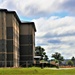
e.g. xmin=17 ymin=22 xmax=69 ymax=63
xmin=0 ymin=0 xmax=75 ymax=59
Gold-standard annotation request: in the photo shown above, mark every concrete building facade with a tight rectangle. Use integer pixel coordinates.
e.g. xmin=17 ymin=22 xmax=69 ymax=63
xmin=20 ymin=23 xmax=36 ymax=67
xmin=0 ymin=9 xmax=36 ymax=67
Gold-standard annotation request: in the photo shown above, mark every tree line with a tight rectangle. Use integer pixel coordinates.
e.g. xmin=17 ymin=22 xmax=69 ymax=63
xmin=35 ymin=46 xmax=75 ymax=66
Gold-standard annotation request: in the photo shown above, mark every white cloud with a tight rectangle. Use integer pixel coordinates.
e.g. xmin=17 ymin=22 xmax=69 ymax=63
xmin=32 ymin=16 xmax=75 ymax=59
xmin=0 ymin=0 xmax=75 ymax=17
xmin=33 ymin=16 xmax=75 ymax=37
xmin=61 ymin=0 xmax=75 ymax=14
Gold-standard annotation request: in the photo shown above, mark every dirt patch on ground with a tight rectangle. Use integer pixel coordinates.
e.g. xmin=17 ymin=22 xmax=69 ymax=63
xmin=45 ymin=67 xmax=75 ymax=70
xmin=60 ymin=66 xmax=75 ymax=68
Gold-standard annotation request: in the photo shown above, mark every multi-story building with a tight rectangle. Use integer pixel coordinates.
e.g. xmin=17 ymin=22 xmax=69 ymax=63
xmin=19 ymin=22 xmax=36 ymax=67
xmin=0 ymin=9 xmax=36 ymax=67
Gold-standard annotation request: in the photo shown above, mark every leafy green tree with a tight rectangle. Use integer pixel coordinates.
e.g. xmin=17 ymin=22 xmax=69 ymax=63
xmin=51 ymin=52 xmax=64 ymax=65
xmin=44 ymin=55 xmax=48 ymax=61
xmin=71 ymin=56 xmax=75 ymax=66
xmin=67 ymin=60 xmax=74 ymax=66
xmin=35 ymin=46 xmax=48 ymax=61
xmin=35 ymin=46 xmax=44 ymax=56
xmin=71 ymin=57 xmax=75 ymax=61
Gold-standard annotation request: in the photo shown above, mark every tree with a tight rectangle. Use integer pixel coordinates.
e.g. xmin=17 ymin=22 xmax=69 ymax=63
xmin=35 ymin=46 xmax=48 ymax=61
xmin=67 ymin=60 xmax=74 ymax=66
xmin=51 ymin=52 xmax=64 ymax=65
xmin=71 ymin=56 xmax=75 ymax=66
xmin=44 ymin=55 xmax=48 ymax=61
xmin=71 ymin=56 xmax=75 ymax=61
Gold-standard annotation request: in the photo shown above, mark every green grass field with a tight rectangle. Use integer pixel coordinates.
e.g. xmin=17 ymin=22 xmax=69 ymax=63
xmin=0 ymin=67 xmax=75 ymax=75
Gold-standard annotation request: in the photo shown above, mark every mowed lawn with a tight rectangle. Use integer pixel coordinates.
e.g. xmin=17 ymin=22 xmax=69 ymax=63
xmin=0 ymin=67 xmax=75 ymax=75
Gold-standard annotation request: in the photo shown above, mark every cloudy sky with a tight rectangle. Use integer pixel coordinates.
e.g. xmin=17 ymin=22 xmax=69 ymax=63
xmin=0 ymin=0 xmax=75 ymax=59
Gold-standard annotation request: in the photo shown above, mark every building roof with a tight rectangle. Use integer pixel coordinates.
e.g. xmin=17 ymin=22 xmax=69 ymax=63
xmin=21 ymin=22 xmax=36 ymax=31
xmin=0 ymin=9 xmax=36 ymax=32
xmin=0 ymin=9 xmax=21 ymax=23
